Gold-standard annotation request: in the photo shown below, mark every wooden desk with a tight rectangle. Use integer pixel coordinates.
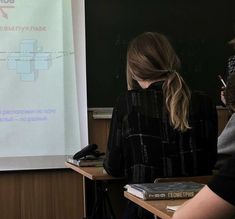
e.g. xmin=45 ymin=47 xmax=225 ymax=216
xmin=124 ymin=191 xmax=188 ymax=219
xmin=65 ymin=162 xmax=122 ymax=219
xmin=65 ymin=161 xmax=115 ymax=180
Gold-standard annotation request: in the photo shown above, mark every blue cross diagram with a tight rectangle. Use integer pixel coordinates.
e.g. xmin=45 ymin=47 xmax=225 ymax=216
xmin=7 ymin=39 xmax=52 ymax=81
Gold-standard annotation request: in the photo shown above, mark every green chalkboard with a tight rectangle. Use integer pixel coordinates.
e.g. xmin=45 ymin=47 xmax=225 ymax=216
xmin=85 ymin=0 xmax=235 ymax=107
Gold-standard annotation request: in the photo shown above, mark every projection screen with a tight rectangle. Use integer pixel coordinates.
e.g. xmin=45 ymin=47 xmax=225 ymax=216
xmin=0 ymin=0 xmax=88 ymax=170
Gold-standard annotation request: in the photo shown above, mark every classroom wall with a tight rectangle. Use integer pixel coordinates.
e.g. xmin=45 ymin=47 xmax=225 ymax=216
xmin=0 ymin=169 xmax=84 ymax=219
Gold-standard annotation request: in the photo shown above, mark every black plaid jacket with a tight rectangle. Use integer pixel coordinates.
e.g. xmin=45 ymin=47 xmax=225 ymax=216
xmin=104 ymin=82 xmax=218 ymax=184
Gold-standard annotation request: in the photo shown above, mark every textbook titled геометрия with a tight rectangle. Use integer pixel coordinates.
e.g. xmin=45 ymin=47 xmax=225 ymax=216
xmin=125 ymin=181 xmax=204 ymax=200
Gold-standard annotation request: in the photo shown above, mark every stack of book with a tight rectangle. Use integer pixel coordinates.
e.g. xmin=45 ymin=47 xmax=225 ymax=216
xmin=66 ymin=155 xmax=104 ymax=167
xmin=125 ymin=181 xmax=204 ymax=200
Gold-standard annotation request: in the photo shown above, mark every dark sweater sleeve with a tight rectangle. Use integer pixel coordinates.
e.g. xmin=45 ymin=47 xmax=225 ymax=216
xmin=103 ymin=96 xmax=124 ymax=177
xmin=208 ymin=156 xmax=235 ymax=207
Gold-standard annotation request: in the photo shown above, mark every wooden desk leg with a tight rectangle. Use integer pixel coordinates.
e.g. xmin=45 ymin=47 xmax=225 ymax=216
xmin=82 ymin=176 xmax=87 ymax=219
xmin=90 ymin=181 xmax=116 ymax=219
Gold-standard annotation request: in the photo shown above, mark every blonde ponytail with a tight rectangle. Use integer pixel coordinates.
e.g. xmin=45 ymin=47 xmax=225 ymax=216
xmin=163 ymin=71 xmax=191 ymax=132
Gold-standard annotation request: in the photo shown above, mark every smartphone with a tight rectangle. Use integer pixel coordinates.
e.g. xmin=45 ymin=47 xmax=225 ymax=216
xmin=218 ymin=75 xmax=226 ymax=87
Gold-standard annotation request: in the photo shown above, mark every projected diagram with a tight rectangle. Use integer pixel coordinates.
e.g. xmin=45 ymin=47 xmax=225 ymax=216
xmin=7 ymin=39 xmax=52 ymax=81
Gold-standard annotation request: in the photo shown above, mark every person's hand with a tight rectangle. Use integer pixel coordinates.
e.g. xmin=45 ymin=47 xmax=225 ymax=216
xmin=220 ymin=86 xmax=226 ymax=105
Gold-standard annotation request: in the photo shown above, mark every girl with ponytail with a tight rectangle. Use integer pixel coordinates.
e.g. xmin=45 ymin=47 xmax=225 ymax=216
xmin=104 ymin=32 xmax=218 ymax=219
xmin=127 ymin=32 xmax=191 ymax=132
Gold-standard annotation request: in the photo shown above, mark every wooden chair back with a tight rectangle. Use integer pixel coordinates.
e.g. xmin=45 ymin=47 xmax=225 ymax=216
xmin=154 ymin=175 xmax=213 ymax=184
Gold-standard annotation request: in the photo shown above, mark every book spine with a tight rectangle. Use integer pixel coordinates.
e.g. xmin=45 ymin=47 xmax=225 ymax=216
xmin=67 ymin=158 xmax=79 ymax=165
xmin=78 ymin=162 xmax=103 ymax=167
xmin=146 ymin=191 xmax=197 ymax=200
